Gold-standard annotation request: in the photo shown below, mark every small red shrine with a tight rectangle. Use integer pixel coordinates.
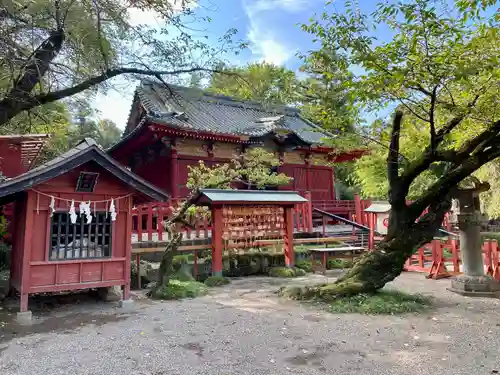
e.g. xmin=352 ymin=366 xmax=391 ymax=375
xmin=0 ymin=138 xmax=168 ymax=319
xmin=109 ymin=80 xmax=366 ymax=205
xmin=193 ymin=189 xmax=308 ymax=274
xmin=0 ymin=133 xmax=49 ymax=178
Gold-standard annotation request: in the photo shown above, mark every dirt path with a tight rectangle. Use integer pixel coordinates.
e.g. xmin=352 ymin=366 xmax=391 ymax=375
xmin=1 ymin=273 xmax=500 ymax=374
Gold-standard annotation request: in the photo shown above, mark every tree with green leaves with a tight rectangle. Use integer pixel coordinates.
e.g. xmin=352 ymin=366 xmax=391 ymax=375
xmin=208 ymin=61 xmax=359 ymax=194
xmin=297 ymin=0 xmax=500 ymax=297
xmin=0 ymin=0 xmax=243 ymax=127
xmin=153 ymin=148 xmax=291 ymax=294
xmin=208 ymin=61 xmax=355 ymax=132
xmin=208 ymin=62 xmax=300 ymax=105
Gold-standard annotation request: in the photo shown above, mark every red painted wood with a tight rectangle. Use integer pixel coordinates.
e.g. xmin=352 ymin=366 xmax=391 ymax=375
xmin=20 ymin=191 xmax=36 ymax=311
xmin=354 ymin=194 xmax=362 ymax=226
xmin=147 ymin=204 xmax=153 ymax=241
xmin=283 ymin=207 xmax=295 ymax=267
xmin=171 ymin=149 xmax=179 ymax=197
xmin=9 ymin=162 xmax=138 ymax=309
xmin=123 ymin=197 xmax=132 ymax=300
xmin=29 ymin=279 xmax=127 ymax=293
xmin=211 ymin=207 xmax=223 ymax=275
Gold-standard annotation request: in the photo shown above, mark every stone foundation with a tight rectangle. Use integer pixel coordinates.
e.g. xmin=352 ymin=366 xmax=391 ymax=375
xmin=96 ymin=286 xmax=122 ymax=302
xmin=448 ymin=275 xmax=500 ymax=298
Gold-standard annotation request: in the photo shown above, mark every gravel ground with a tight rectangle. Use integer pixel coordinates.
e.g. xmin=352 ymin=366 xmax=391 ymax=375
xmin=1 ymin=272 xmax=500 ymax=375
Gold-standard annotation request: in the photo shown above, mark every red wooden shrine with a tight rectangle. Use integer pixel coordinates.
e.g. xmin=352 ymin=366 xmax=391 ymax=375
xmin=193 ymin=189 xmax=308 ymax=275
xmin=0 ymin=134 xmax=50 ymax=242
xmin=0 ymin=139 xmax=168 ymax=313
xmin=109 ymin=81 xmax=367 ymax=217
xmin=0 ymin=133 xmax=49 ymax=178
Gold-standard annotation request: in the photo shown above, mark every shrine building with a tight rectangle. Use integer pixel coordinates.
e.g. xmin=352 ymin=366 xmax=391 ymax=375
xmin=109 ymin=80 xmax=365 ymax=205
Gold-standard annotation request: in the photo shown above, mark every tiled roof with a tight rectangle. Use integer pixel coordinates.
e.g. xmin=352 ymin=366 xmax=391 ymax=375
xmin=134 ymin=80 xmax=328 ymax=145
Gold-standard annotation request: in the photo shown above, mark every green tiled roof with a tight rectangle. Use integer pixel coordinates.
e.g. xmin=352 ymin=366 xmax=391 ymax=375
xmin=135 ymin=80 xmax=329 ymax=145
xmin=196 ymin=189 xmax=308 ymax=204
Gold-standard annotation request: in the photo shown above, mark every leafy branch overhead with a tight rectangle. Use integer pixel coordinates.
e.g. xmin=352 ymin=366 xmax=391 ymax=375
xmin=304 ymin=0 xmax=500 ymax=209
xmin=187 ymin=148 xmax=291 ymax=191
xmin=0 ymin=0 xmax=246 ymax=126
xmin=289 ymin=0 xmax=500 ymax=299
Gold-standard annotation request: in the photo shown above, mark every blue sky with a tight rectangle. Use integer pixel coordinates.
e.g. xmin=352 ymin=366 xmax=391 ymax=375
xmin=92 ymin=0 xmax=385 ymax=129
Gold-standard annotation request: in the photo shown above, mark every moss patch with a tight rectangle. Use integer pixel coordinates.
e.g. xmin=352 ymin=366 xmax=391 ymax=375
xmin=268 ymin=267 xmax=307 ymax=278
xmin=279 ymin=287 xmax=433 ymax=315
xmin=151 ymin=280 xmax=208 ymax=300
xmin=327 ymin=290 xmax=433 ymax=315
xmin=204 ymin=275 xmax=231 ymax=287
xmin=327 ymin=259 xmax=353 ymax=269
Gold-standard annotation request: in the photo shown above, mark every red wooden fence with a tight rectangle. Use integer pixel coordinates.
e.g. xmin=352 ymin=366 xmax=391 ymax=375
xmin=404 ymin=239 xmax=500 ymax=281
xmin=131 ymin=193 xmax=314 ymax=243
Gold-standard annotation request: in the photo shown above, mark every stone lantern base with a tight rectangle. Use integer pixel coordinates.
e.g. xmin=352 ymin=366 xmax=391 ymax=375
xmin=448 ymin=275 xmax=500 ymax=298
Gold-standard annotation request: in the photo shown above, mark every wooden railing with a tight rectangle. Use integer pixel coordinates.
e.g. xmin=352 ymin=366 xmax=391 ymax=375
xmin=404 ymin=239 xmax=500 ymax=281
xmin=131 ymin=195 xmax=314 ymax=244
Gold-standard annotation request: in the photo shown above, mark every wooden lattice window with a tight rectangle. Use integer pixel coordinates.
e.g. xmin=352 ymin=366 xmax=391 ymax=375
xmin=50 ymin=212 xmax=112 ymax=260
xmin=76 ymin=172 xmax=99 ymax=192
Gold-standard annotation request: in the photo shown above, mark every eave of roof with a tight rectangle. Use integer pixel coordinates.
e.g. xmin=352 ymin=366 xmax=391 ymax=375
xmin=0 ymin=138 xmax=169 ymax=204
xmin=194 ymin=188 xmax=308 ymax=205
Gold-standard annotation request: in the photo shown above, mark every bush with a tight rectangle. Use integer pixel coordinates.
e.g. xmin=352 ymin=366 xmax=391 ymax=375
xmin=327 ymin=258 xmax=353 ymax=269
xmin=204 ymin=275 xmax=231 ymax=287
xmin=268 ymin=266 xmax=307 ymax=278
xmin=171 ymin=264 xmax=196 ymax=282
xmin=295 ymin=260 xmax=314 ymax=273
xmin=151 ymin=280 xmax=208 ymax=300
xmin=0 ymin=242 xmax=10 ymax=271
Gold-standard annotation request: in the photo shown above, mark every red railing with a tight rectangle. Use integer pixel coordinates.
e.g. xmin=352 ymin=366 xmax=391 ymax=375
xmin=404 ymin=239 xmax=500 ymax=280
xmin=312 ymin=200 xmax=356 ymax=212
xmin=132 ymin=195 xmax=314 ymax=244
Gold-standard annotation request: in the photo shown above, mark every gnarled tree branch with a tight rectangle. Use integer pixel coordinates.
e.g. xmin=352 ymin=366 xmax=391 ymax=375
xmin=387 ymin=110 xmax=404 ymax=206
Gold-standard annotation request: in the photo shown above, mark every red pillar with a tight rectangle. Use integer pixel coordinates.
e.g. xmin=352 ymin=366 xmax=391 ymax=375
xmin=354 ymin=193 xmax=362 ymax=225
xmin=170 ymin=148 xmax=179 ymax=198
xmin=368 ymin=212 xmax=375 ymax=251
xmin=303 ymin=191 xmax=313 ymax=232
xmin=211 ymin=206 xmax=223 ymax=276
xmin=20 ymin=192 xmax=35 ymax=312
xmin=123 ymin=197 xmax=132 ymax=300
xmin=284 ymin=206 xmax=295 ymax=267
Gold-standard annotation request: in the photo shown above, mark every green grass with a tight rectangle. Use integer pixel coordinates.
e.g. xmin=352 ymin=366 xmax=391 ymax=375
xmin=327 ymin=290 xmax=433 ymax=315
xmin=151 ymin=280 xmax=208 ymax=300
xmin=279 ymin=286 xmax=433 ymax=315
xmin=268 ymin=266 xmax=307 ymax=278
xmin=204 ymin=275 xmax=231 ymax=287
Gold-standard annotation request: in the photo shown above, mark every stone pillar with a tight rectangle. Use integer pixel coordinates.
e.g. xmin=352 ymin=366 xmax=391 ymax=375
xmin=448 ymin=181 xmax=500 ymax=297
xmin=458 ymin=213 xmax=484 ymax=276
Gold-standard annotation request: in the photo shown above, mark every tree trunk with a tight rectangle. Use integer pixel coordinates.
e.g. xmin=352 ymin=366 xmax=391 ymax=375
xmin=315 ymin=203 xmax=449 ymax=300
xmin=156 ymin=231 xmax=183 ymax=288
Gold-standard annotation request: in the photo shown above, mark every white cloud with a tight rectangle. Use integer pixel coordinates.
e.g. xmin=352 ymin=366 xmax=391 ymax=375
xmin=247 ymin=24 xmax=293 ymax=65
xmin=127 ymin=0 xmax=199 ymax=27
xmin=247 ymin=0 xmax=310 ymax=14
xmin=244 ymin=0 xmax=302 ymax=65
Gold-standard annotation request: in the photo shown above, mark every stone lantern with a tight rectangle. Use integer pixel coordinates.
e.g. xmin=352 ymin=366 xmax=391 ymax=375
xmin=448 ymin=179 xmax=500 ymax=296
